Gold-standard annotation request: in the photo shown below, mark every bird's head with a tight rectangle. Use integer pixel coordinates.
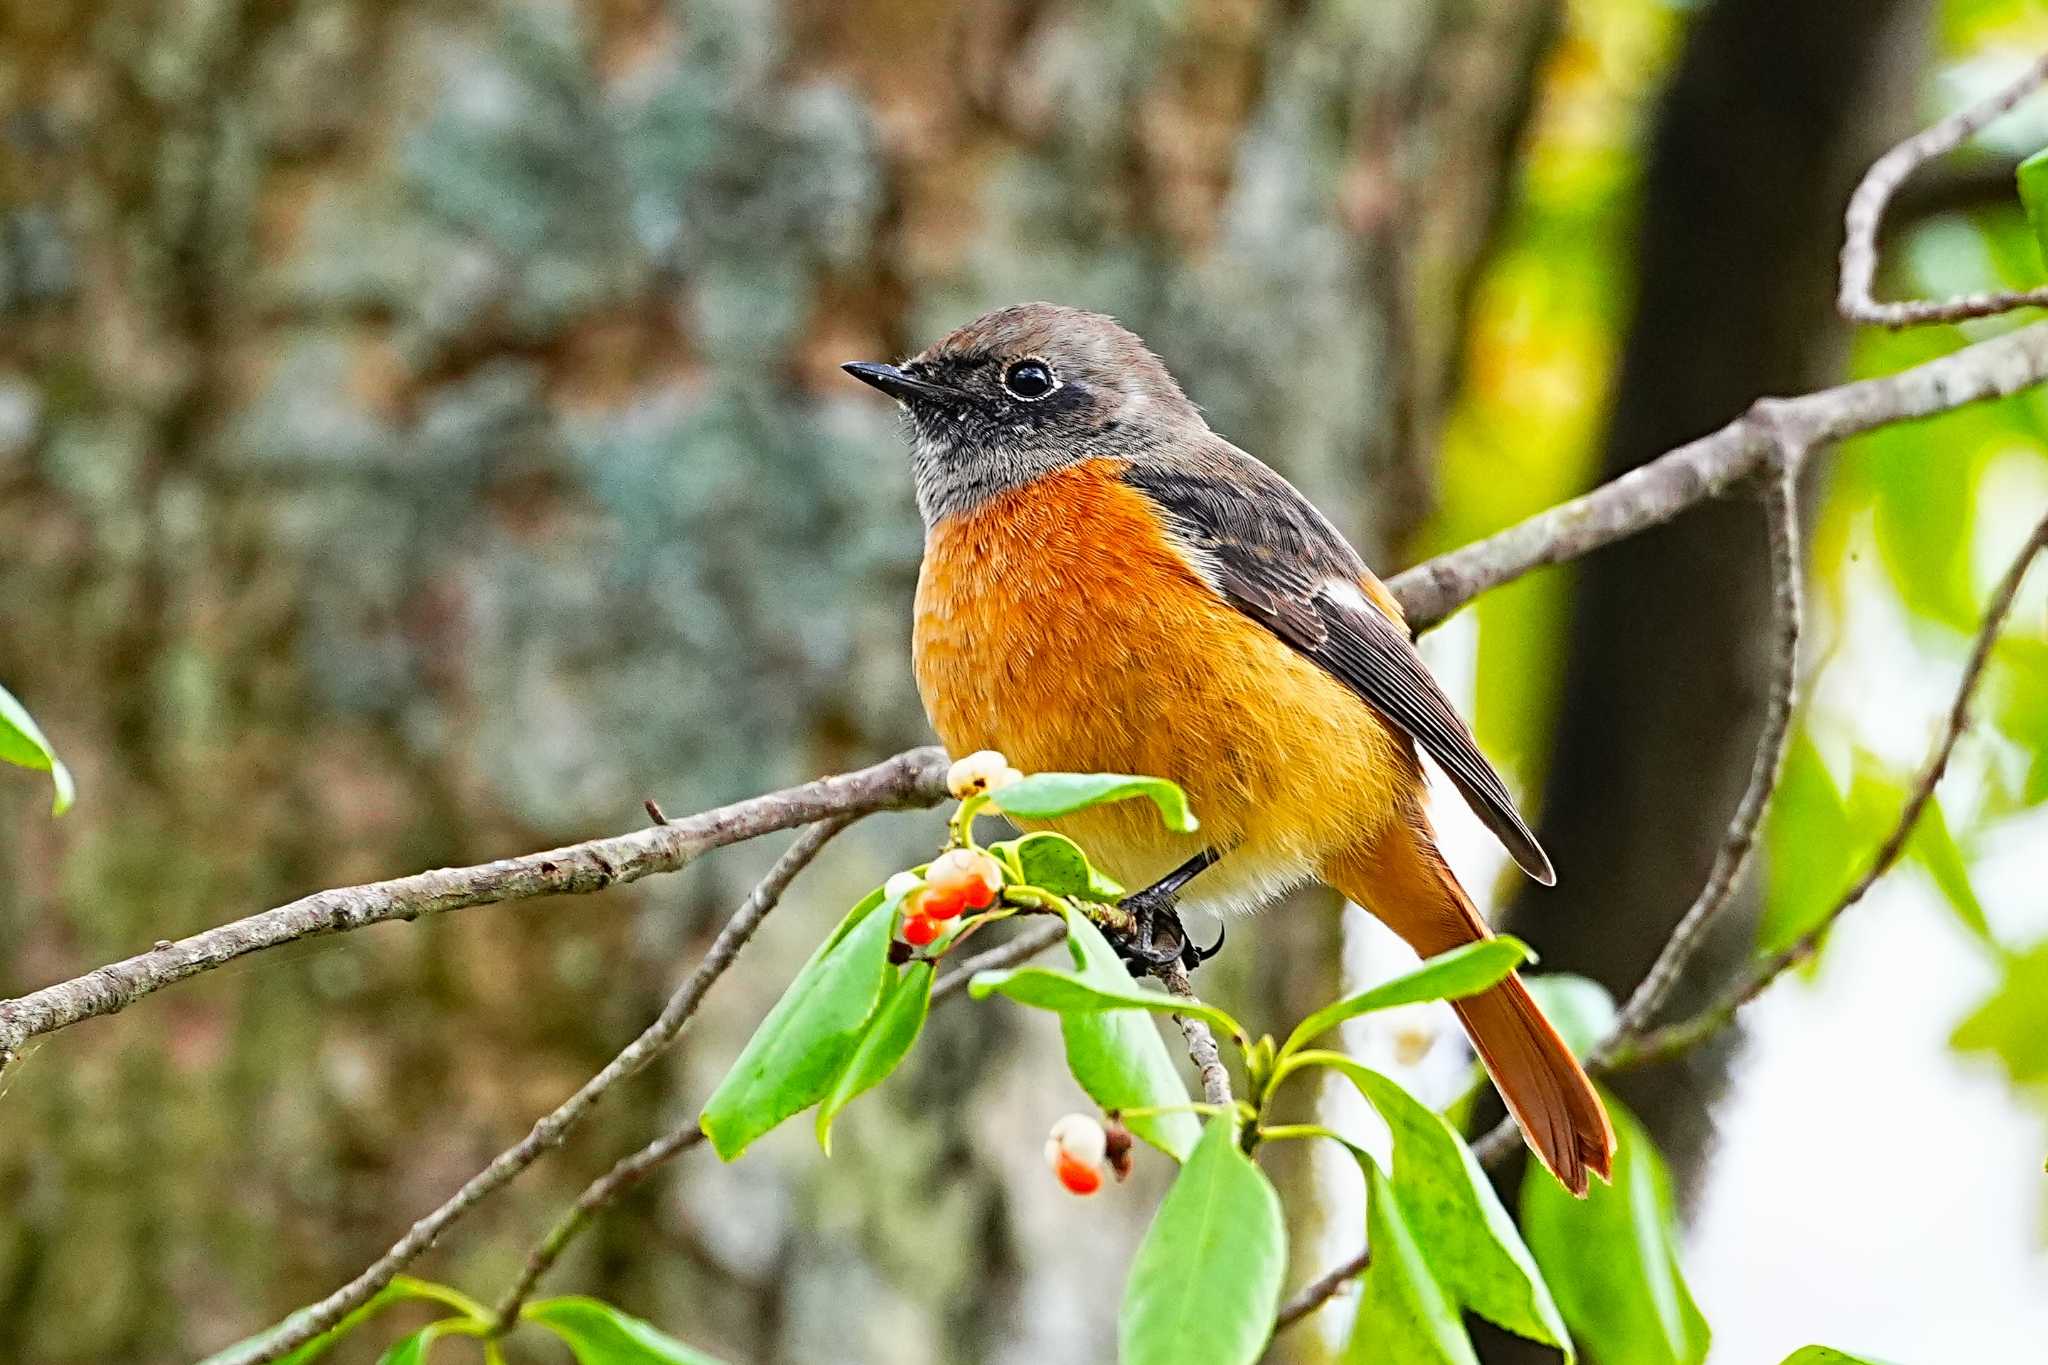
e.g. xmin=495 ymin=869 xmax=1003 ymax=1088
xmin=843 ymin=302 xmax=1204 ymax=524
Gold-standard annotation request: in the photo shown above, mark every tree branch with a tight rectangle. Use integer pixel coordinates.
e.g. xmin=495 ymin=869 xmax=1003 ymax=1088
xmin=0 ymin=748 xmax=948 ymax=1067
xmin=494 ymin=914 xmax=1074 ymax=1325
xmin=1611 ymin=506 xmax=2048 ymax=1067
xmin=1157 ymin=960 xmax=1234 ymax=1106
xmin=1839 ymin=52 xmax=2048 ymax=327
xmin=1387 ymin=320 xmax=2048 ymax=630
xmin=211 ymin=817 xmax=854 ymax=1365
xmin=931 ymin=918 xmax=1069 ymax=1004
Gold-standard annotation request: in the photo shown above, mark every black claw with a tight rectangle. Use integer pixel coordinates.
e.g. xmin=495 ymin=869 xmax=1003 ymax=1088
xmin=1183 ymin=922 xmax=1226 ymax=969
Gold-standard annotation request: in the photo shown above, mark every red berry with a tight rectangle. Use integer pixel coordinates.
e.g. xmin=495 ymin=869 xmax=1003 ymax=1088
xmin=1053 ymin=1151 xmax=1103 ymax=1195
xmin=901 ymin=914 xmax=942 ymax=947
xmin=929 ymin=850 xmax=1003 ymax=912
xmin=908 ymin=884 xmax=967 ymax=922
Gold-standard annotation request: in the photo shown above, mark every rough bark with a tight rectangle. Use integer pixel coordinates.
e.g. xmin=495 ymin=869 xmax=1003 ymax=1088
xmin=0 ymin=1 xmax=1546 ymax=1360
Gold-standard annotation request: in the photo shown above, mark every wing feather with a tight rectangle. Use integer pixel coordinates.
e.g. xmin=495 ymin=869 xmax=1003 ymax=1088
xmin=1122 ymin=451 xmax=1555 ymax=885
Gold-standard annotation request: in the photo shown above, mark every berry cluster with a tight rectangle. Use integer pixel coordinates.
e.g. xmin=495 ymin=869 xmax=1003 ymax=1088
xmin=889 ymin=846 xmax=1004 ymax=948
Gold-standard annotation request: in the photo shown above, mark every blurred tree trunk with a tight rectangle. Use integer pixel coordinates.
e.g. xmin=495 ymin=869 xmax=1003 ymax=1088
xmin=1492 ymin=0 xmax=1929 ymax=1295
xmin=0 ymin=1 xmax=1560 ymax=1362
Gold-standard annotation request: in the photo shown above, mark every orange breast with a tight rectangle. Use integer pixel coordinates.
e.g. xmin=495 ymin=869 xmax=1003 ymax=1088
xmin=912 ymin=458 xmax=1419 ymax=912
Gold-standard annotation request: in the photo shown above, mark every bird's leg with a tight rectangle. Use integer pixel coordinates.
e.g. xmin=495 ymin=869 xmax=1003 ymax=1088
xmin=1113 ymin=849 xmax=1225 ymax=975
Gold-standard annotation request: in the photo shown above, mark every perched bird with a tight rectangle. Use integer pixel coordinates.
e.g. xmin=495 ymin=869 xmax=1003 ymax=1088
xmin=844 ymin=303 xmax=1614 ymax=1194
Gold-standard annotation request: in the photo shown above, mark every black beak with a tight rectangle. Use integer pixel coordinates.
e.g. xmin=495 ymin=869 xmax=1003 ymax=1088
xmin=841 ymin=361 xmax=972 ymax=408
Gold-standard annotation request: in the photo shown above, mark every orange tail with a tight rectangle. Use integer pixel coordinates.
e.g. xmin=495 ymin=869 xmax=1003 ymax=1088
xmin=1330 ymin=818 xmax=1615 ymax=1196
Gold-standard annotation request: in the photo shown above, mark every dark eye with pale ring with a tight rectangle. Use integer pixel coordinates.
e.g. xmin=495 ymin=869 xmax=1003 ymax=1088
xmin=1002 ymin=359 xmax=1057 ymax=400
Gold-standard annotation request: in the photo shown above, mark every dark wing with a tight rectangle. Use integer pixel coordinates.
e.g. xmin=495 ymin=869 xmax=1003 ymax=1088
xmin=1122 ymin=450 xmax=1555 ymax=885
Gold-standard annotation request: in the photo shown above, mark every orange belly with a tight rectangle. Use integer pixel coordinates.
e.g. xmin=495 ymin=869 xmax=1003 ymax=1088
xmin=912 ymin=459 xmax=1419 ymax=913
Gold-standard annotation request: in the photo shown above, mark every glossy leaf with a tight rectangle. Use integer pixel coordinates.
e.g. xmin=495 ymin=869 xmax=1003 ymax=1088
xmin=1119 ymin=1115 xmax=1286 ymax=1365
xmin=2019 ymin=146 xmax=2048 ymax=273
xmin=1280 ymin=939 xmax=1529 ymax=1060
xmin=1521 ymin=1097 xmax=1708 ymax=1365
xmin=1522 ymin=974 xmax=1618 ymax=1059
xmin=970 ymin=963 xmax=1244 ymax=1042
xmin=524 ymin=1296 xmax=728 ymax=1364
xmin=996 ymin=830 xmax=1126 ymax=901
xmin=1313 ymin=1056 xmax=1570 ymax=1354
xmin=1951 ymin=940 xmax=2048 ymax=1086
xmin=992 ymin=772 xmax=1198 ymax=833
xmin=816 ymin=961 xmax=934 ymax=1153
xmin=1052 ymin=907 xmax=1201 ymax=1159
xmin=197 ymin=1277 xmax=486 ymax=1365
xmin=1343 ymin=1156 xmax=1480 ymax=1365
xmin=1777 ymin=1349 xmax=1895 ymax=1365
xmin=699 ymin=897 xmax=897 ymax=1160
xmin=0 ymin=682 xmax=74 ymax=815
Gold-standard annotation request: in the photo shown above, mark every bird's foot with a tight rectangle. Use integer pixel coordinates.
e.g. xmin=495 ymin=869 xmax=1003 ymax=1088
xmin=1111 ymin=889 xmax=1226 ymax=976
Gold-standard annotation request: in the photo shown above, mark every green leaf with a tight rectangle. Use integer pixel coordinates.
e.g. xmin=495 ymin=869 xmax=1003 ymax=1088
xmin=1951 ymin=939 xmax=2048 ymax=1086
xmin=1522 ymin=974 xmax=1618 ymax=1059
xmin=2019 ymin=147 xmax=2048 ymax=274
xmin=1280 ymin=939 xmax=1530 ymax=1060
xmin=1777 ymin=1349 xmax=1896 ymax=1365
xmin=1343 ymin=1155 xmax=1480 ymax=1365
xmin=816 ymin=961 xmax=933 ymax=1153
xmin=196 ymin=1277 xmax=485 ymax=1365
xmin=1312 ymin=1057 xmax=1570 ymax=1354
xmin=1760 ymin=734 xmax=1857 ymax=954
xmin=1521 ymin=1098 xmax=1708 ymax=1365
xmin=1052 ymin=906 xmax=1202 ymax=1159
xmin=524 ymin=1296 xmax=728 ymax=1364
xmin=1119 ymin=1114 xmax=1286 ymax=1365
xmin=970 ymin=964 xmax=1245 ymax=1043
xmin=699 ymin=897 xmax=898 ymax=1160
xmin=0 ymin=682 xmax=74 ymax=815
xmin=993 ymin=772 xmax=1198 ymax=833
xmin=995 ymin=830 xmax=1126 ymax=901
xmin=375 ymin=1321 xmax=474 ymax=1365
xmin=1909 ymin=797 xmax=1994 ymax=946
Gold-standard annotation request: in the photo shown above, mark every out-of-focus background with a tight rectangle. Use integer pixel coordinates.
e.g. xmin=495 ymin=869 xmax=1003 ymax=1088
xmin=2 ymin=0 xmax=2046 ymax=1361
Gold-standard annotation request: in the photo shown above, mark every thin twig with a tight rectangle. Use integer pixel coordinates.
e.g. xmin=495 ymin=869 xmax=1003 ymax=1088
xmin=1156 ymin=961 xmax=1233 ymax=1106
xmin=1599 ymin=464 xmax=1804 ymax=1052
xmin=1388 ymin=322 xmax=2048 ymax=629
xmin=1614 ymin=508 xmax=2048 ymax=1067
xmin=932 ymin=918 xmax=1068 ymax=1004
xmin=1277 ymin=1251 xmax=1368 ymax=1332
xmin=490 ymin=1126 xmax=707 ymax=1332
xmin=1467 ymin=465 xmax=1804 ymax=1160
xmin=1839 ymin=52 xmax=2048 ymax=327
xmin=496 ymin=913 xmax=1072 ymax=1320
xmin=213 ymin=818 xmax=855 ymax=1365
xmin=0 ymin=749 xmax=947 ymax=1066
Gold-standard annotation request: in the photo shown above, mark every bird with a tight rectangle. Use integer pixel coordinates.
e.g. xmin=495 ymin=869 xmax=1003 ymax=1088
xmin=843 ymin=302 xmax=1614 ymax=1195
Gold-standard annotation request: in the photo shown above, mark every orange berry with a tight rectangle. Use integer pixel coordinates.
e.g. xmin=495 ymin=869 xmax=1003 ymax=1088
xmin=929 ymin=850 xmax=1002 ymax=911
xmin=1054 ymin=1152 xmax=1102 ymax=1195
xmin=908 ymin=883 xmax=967 ymax=922
xmin=901 ymin=914 xmax=942 ymax=948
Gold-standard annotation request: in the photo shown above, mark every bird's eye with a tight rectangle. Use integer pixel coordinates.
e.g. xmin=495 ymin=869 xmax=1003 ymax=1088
xmin=1002 ymin=358 xmax=1057 ymax=401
